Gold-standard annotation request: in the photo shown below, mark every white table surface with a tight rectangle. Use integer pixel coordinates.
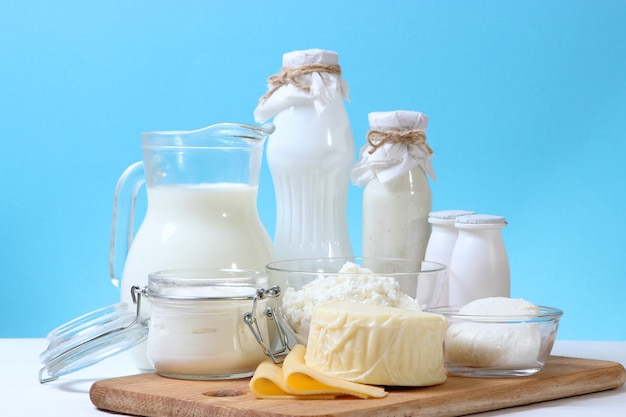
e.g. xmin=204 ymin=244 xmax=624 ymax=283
xmin=1 ymin=338 xmax=624 ymax=416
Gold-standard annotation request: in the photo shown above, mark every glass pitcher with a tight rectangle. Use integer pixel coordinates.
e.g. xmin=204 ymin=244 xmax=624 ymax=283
xmin=109 ymin=122 xmax=276 ymax=370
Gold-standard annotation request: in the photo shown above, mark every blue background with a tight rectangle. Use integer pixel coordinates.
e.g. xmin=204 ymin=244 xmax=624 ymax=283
xmin=1 ymin=0 xmax=624 ymax=341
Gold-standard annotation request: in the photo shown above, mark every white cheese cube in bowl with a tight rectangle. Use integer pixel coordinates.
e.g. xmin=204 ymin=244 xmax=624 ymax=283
xmin=426 ymin=297 xmax=563 ymax=377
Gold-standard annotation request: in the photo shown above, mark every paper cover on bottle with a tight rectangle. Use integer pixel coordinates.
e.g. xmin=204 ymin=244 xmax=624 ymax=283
xmin=352 ymin=110 xmax=436 ymax=186
xmin=254 ymin=49 xmax=349 ymax=123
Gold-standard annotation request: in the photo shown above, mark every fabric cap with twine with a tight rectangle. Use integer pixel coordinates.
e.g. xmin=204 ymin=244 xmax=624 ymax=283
xmin=253 ymin=49 xmax=350 ymax=123
xmin=351 ymin=110 xmax=436 ymax=186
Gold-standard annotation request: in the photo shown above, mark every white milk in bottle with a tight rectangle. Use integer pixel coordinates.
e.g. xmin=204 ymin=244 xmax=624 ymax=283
xmin=254 ymin=48 xmax=354 ymax=260
xmin=353 ymin=110 xmax=436 ymax=261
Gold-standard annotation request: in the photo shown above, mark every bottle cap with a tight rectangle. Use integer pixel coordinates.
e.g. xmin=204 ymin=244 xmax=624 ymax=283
xmin=254 ymin=49 xmax=347 ymax=123
xmin=282 ymin=48 xmax=339 ymax=67
xmin=352 ymin=110 xmax=435 ymax=185
xmin=428 ymin=210 xmax=476 ymax=224
xmin=455 ymin=214 xmax=507 ymax=225
xmin=368 ymin=110 xmax=428 ymax=130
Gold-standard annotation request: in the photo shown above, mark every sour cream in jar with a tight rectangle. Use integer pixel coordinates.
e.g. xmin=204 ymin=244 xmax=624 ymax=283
xmin=145 ymin=269 xmax=269 ymax=380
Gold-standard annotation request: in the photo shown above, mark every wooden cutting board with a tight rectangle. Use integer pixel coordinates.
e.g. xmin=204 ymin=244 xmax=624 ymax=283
xmin=90 ymin=356 xmax=625 ymax=417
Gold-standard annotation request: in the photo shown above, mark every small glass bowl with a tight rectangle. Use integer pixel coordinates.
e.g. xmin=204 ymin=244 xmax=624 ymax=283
xmin=426 ymin=305 xmax=563 ymax=377
xmin=266 ymin=257 xmax=447 ymax=345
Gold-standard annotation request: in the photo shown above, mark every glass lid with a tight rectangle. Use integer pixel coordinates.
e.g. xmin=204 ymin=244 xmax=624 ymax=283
xmin=38 ymin=287 xmax=148 ymax=383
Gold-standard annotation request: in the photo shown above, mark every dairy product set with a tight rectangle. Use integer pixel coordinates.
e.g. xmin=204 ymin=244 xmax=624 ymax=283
xmin=39 ymin=48 xmax=561 ymax=389
xmin=353 ymin=110 xmax=435 ymax=262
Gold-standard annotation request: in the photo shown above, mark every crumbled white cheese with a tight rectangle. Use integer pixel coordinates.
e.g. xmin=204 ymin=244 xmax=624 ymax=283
xmin=280 ymin=261 xmax=421 ymax=343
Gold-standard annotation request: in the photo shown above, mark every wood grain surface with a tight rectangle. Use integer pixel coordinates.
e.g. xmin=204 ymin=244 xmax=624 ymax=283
xmin=89 ymin=356 xmax=625 ymax=417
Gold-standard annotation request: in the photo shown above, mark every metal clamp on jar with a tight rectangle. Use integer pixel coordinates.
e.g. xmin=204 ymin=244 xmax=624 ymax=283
xmin=244 ymin=286 xmax=292 ymax=364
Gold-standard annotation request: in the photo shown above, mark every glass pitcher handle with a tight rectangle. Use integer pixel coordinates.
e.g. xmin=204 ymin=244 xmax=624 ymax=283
xmin=109 ymin=161 xmax=145 ymax=287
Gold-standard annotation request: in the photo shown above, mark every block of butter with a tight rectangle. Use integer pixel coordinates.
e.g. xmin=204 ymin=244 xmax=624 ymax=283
xmin=304 ymin=301 xmax=447 ymax=386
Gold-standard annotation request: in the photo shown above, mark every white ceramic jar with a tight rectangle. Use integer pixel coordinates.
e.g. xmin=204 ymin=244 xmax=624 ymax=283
xmin=424 ymin=209 xmax=476 ymax=305
xmin=254 ymin=48 xmax=354 ymax=260
xmin=448 ymin=214 xmax=510 ymax=305
xmin=353 ymin=110 xmax=436 ymax=261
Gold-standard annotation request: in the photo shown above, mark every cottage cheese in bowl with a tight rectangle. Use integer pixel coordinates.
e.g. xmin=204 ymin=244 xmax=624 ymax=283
xmin=267 ymin=258 xmax=446 ymax=345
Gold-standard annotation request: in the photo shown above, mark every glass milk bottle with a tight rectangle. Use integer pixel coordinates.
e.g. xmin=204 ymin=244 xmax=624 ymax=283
xmin=448 ymin=214 xmax=510 ymax=305
xmin=254 ymin=48 xmax=354 ymax=260
xmin=352 ymin=110 xmax=436 ymax=262
xmin=110 ymin=122 xmax=276 ymax=370
xmin=424 ymin=209 xmax=475 ymax=305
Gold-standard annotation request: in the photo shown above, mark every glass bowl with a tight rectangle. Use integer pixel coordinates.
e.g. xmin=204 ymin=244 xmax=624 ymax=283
xmin=425 ymin=304 xmax=563 ymax=377
xmin=266 ymin=257 xmax=447 ymax=345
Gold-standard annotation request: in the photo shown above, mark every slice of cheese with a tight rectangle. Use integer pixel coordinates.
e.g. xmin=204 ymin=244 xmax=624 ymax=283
xmin=283 ymin=344 xmax=387 ymax=398
xmin=249 ymin=344 xmax=387 ymax=399
xmin=304 ymin=301 xmax=447 ymax=386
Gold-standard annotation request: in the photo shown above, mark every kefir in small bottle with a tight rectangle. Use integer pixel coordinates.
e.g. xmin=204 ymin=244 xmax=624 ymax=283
xmin=424 ymin=209 xmax=475 ymax=305
xmin=352 ymin=110 xmax=436 ymax=261
xmin=254 ymin=48 xmax=354 ymax=260
xmin=448 ymin=214 xmax=510 ymax=305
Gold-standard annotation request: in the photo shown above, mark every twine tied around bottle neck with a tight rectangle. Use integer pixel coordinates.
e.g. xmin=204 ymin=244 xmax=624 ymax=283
xmin=366 ymin=129 xmax=433 ymax=155
xmin=259 ymin=63 xmax=342 ymax=102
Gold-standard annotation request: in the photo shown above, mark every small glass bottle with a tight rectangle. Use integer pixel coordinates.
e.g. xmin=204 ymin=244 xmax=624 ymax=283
xmin=448 ymin=214 xmax=510 ymax=305
xmin=353 ymin=110 xmax=436 ymax=261
xmin=424 ymin=209 xmax=476 ymax=306
xmin=254 ymin=48 xmax=354 ymax=260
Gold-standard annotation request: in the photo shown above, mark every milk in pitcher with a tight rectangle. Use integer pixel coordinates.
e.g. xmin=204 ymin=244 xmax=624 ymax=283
xmin=110 ymin=123 xmax=276 ymax=370
xmin=120 ymin=184 xmax=274 ymax=369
